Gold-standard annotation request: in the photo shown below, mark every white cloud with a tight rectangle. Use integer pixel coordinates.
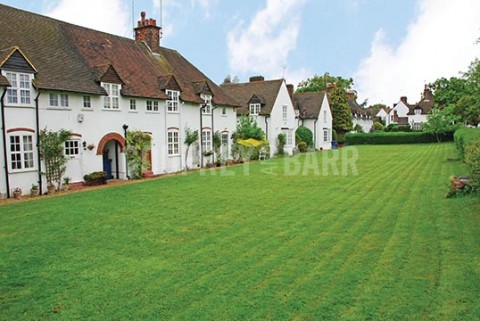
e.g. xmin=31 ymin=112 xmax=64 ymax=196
xmin=45 ymin=0 xmax=131 ymax=37
xmin=354 ymin=0 xmax=480 ymax=105
xmin=227 ymin=0 xmax=307 ymax=81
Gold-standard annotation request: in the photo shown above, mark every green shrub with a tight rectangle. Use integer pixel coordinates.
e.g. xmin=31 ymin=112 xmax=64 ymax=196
xmin=353 ymin=124 xmax=364 ymax=133
xmin=276 ymin=133 xmax=286 ymax=157
xmin=464 ymin=136 xmax=480 ymax=189
xmin=83 ymin=171 xmax=107 ymax=186
xmin=332 ymin=129 xmax=338 ymax=142
xmin=298 ymin=142 xmax=308 ymax=153
xmin=454 ymin=128 xmax=480 ymax=160
xmin=295 ymin=126 xmax=313 ymax=147
xmin=345 ymin=131 xmax=454 ymax=145
xmin=337 ymin=132 xmax=346 ymax=144
xmin=372 ymin=122 xmax=384 ymax=132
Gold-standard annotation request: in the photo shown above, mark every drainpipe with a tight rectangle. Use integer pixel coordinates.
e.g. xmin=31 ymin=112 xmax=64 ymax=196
xmin=1 ymin=87 xmax=9 ymax=198
xmin=199 ymin=104 xmax=204 ymax=167
xmin=313 ymin=118 xmax=318 ymax=149
xmin=122 ymin=124 xmax=129 ymax=179
xmin=34 ymin=91 xmax=42 ymax=195
xmin=264 ymin=115 xmax=269 ymax=140
xmin=211 ymin=105 xmax=218 ymax=164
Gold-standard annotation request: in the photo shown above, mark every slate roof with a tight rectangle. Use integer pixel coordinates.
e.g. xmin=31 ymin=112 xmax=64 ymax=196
xmin=221 ymin=79 xmax=284 ymax=116
xmin=0 ymin=4 xmax=238 ymax=106
xmin=293 ymin=91 xmax=328 ymax=119
xmin=407 ymin=98 xmax=434 ymax=115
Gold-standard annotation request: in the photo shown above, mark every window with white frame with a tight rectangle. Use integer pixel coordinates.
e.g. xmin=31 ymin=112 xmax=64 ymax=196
xmin=414 ymin=109 xmax=422 ymax=115
xmin=282 ymin=129 xmax=293 ymax=146
xmin=83 ymin=96 xmax=91 ymax=108
xmin=130 ymin=99 xmax=136 ymax=111
xmin=166 ymin=90 xmax=179 ymax=112
xmin=102 ymin=83 xmax=120 ymax=109
xmin=222 ymin=107 xmax=227 ymax=116
xmin=202 ymin=130 xmax=212 ymax=153
xmin=9 ymin=134 xmax=34 ymax=171
xmin=282 ymin=105 xmax=288 ymax=120
xmin=202 ymin=95 xmax=212 ymax=114
xmin=249 ymin=103 xmax=260 ymax=115
xmin=49 ymin=93 xmax=69 ymax=107
xmin=6 ymin=72 xmax=32 ymax=105
xmin=167 ymin=130 xmax=180 ymax=155
xmin=413 ymin=122 xmax=422 ymax=130
xmin=146 ymin=100 xmax=159 ymax=112
xmin=323 ymin=129 xmax=330 ymax=142
xmin=324 ymin=110 xmax=327 ymax=122
xmin=64 ymin=140 xmax=80 ymax=157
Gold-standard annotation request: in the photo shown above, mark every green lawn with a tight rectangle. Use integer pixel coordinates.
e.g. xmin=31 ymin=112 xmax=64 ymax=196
xmin=1 ymin=143 xmax=479 ymax=321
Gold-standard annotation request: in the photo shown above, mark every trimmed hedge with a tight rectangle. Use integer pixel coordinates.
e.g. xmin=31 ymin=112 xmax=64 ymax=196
xmin=454 ymin=128 xmax=480 ymax=160
xmin=345 ymin=131 xmax=454 ymax=145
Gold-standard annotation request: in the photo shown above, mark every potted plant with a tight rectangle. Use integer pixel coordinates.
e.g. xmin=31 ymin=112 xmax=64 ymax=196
xmin=62 ymin=177 xmax=71 ymax=191
xmin=47 ymin=182 xmax=56 ymax=194
xmin=13 ymin=187 xmax=22 ymax=199
xmin=30 ymin=184 xmax=39 ymax=197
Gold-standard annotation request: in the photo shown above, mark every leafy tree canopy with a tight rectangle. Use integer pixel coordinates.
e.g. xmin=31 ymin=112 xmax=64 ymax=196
xmin=233 ymin=115 xmax=265 ymax=141
xmin=296 ymin=72 xmax=354 ymax=93
xmin=429 ymin=58 xmax=480 ymax=126
xmin=422 ymin=105 xmax=460 ymax=142
xmin=330 ymin=84 xmax=353 ymax=133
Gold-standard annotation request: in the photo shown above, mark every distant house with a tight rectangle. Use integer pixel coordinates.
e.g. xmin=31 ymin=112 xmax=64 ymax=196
xmin=293 ymin=91 xmax=333 ymax=150
xmin=347 ymin=91 xmax=373 ymax=132
xmin=385 ymin=86 xmax=434 ymax=130
xmin=375 ymin=108 xmax=390 ymax=123
xmin=0 ymin=4 xmax=238 ymax=197
xmin=221 ymin=76 xmax=297 ymax=156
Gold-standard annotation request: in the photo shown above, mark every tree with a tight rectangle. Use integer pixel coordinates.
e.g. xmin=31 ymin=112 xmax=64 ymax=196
xmin=329 ymin=84 xmax=353 ymax=134
xmin=234 ymin=115 xmax=265 ymax=140
xmin=39 ymin=128 xmax=72 ymax=190
xmin=422 ymin=106 xmax=460 ymax=142
xmin=184 ymin=128 xmax=198 ymax=170
xmin=126 ymin=130 xmax=151 ymax=179
xmin=429 ymin=59 xmax=480 ymax=126
xmin=296 ymin=72 xmax=354 ymax=93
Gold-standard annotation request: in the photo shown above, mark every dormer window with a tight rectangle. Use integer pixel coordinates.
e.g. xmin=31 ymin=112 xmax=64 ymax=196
xmin=5 ymin=72 xmax=32 ymax=105
xmin=202 ymin=94 xmax=212 ymax=114
xmin=101 ymin=83 xmax=120 ymax=109
xmin=249 ymin=103 xmax=260 ymax=115
xmin=414 ymin=109 xmax=421 ymax=115
xmin=166 ymin=89 xmax=179 ymax=112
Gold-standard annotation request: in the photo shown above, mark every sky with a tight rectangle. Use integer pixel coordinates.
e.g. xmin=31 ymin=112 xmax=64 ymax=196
xmin=1 ymin=0 xmax=479 ymax=106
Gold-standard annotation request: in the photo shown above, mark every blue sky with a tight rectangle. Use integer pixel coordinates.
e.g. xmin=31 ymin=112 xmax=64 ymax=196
xmin=2 ymin=0 xmax=479 ymax=105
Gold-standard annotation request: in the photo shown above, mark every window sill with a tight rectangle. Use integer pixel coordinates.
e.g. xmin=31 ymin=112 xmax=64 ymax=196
xmin=168 ymin=154 xmax=180 ymax=158
xmin=6 ymin=104 xmax=35 ymax=109
xmin=128 ymin=110 xmax=139 ymax=113
xmin=81 ymin=108 xmax=94 ymax=112
xmin=9 ymin=168 xmax=37 ymax=174
xmin=145 ymin=111 xmax=161 ymax=114
xmin=47 ymin=107 xmax=72 ymax=111
xmin=102 ymin=108 xmax=121 ymax=112
xmin=167 ymin=111 xmax=179 ymax=114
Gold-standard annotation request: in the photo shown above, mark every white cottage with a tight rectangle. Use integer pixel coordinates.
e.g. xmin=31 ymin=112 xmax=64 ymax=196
xmin=221 ymin=77 xmax=298 ymax=156
xmin=0 ymin=5 xmax=238 ymax=198
xmin=293 ymin=91 xmax=333 ymax=150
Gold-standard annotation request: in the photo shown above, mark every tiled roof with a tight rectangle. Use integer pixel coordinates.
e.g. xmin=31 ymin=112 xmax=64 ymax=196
xmin=408 ymin=99 xmax=434 ymax=115
xmin=0 ymin=4 xmax=238 ymax=106
xmin=293 ymin=91 xmax=327 ymax=119
xmin=221 ymin=79 xmax=284 ymax=115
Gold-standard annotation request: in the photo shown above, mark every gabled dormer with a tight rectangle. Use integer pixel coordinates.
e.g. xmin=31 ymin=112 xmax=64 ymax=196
xmin=158 ymin=75 xmax=182 ymax=112
xmin=94 ymin=64 xmax=123 ymax=110
xmin=248 ymin=94 xmax=264 ymax=115
xmin=0 ymin=46 xmax=37 ymax=107
xmin=193 ymin=80 xmax=214 ymax=114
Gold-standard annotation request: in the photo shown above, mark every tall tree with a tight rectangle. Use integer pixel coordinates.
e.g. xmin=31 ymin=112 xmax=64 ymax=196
xmin=296 ymin=73 xmax=354 ymax=93
xmin=422 ymin=105 xmax=460 ymax=142
xmin=329 ymin=84 xmax=353 ymax=134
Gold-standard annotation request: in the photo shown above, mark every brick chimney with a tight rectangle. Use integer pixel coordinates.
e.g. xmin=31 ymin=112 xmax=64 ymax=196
xmin=423 ymin=84 xmax=433 ymax=101
xmin=346 ymin=90 xmax=356 ymax=101
xmin=134 ymin=11 xmax=161 ymax=53
xmin=249 ymin=76 xmax=265 ymax=82
xmin=400 ymin=96 xmax=408 ymax=104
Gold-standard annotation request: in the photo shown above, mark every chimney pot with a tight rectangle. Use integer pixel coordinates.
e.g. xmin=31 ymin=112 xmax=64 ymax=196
xmin=249 ymin=76 xmax=265 ymax=82
xmin=134 ymin=11 xmax=161 ymax=53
